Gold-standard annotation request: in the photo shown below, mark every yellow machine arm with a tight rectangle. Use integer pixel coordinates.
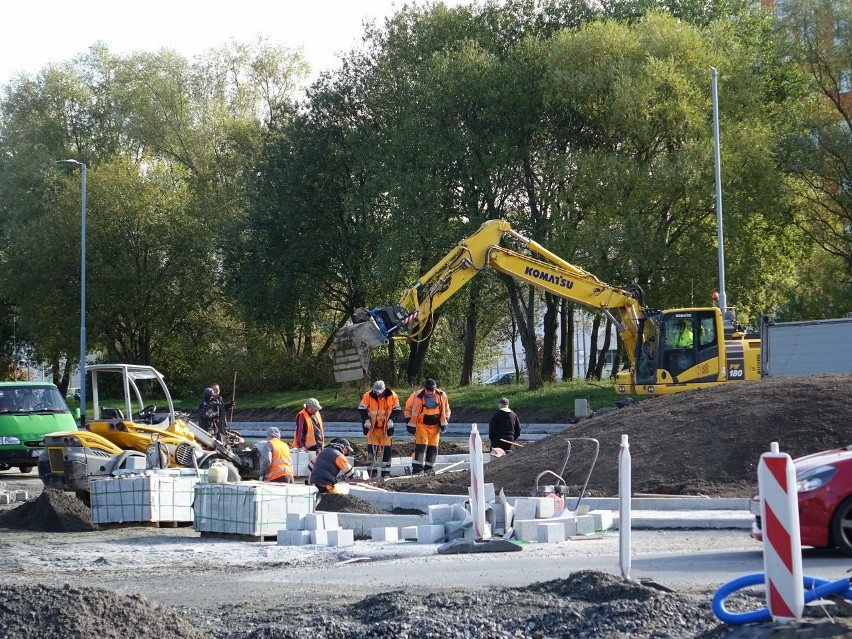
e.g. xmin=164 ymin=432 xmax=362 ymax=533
xmin=397 ymin=219 xmax=644 ymax=359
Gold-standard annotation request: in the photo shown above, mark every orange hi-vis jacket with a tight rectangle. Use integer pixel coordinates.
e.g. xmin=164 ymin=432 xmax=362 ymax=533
xmin=293 ymin=408 xmax=324 ymax=451
xmin=404 ymin=388 xmax=450 ymax=428
xmin=267 ymin=438 xmax=293 ymax=481
xmin=358 ymin=389 xmax=401 ymax=446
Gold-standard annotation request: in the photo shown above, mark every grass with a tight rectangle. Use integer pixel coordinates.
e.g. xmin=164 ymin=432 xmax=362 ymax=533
xmin=169 ymin=379 xmax=627 ymax=413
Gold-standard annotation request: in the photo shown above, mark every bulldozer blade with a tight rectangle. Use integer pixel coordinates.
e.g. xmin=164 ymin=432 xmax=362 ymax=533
xmin=332 ymin=319 xmax=389 ymax=383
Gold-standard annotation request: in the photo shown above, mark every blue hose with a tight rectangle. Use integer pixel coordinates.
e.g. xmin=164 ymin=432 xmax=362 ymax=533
xmin=713 ymin=573 xmax=852 ymax=624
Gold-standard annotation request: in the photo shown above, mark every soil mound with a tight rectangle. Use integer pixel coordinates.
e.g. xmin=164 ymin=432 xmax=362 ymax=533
xmin=385 ymin=374 xmax=852 ymax=498
xmin=0 ymin=488 xmax=95 ymax=532
xmin=316 ymin=492 xmax=384 ymax=514
xmin=0 ymin=583 xmax=205 ymax=639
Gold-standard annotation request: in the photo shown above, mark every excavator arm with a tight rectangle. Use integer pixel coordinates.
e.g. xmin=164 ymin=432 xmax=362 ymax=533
xmin=332 ymin=219 xmax=646 ymax=383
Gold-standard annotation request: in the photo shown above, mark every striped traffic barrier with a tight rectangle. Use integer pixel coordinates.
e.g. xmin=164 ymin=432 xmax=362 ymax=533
xmin=757 ymin=441 xmax=803 ymax=621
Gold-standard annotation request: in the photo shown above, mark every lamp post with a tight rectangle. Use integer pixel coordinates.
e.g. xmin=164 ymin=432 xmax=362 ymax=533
xmin=56 ymin=159 xmax=87 ymax=426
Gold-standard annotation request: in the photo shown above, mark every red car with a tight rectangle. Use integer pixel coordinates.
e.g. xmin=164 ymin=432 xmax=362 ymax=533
xmin=751 ymin=447 xmax=852 ymax=556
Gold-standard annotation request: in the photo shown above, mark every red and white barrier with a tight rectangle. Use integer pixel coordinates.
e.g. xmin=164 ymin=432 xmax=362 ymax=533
xmin=758 ymin=441 xmax=803 ymax=621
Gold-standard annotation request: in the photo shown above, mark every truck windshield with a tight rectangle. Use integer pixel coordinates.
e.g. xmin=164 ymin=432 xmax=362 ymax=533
xmin=0 ymin=386 xmax=70 ymax=414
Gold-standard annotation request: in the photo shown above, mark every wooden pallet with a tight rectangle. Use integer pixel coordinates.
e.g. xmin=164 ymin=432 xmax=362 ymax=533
xmin=95 ymin=520 xmax=193 ymax=530
xmin=199 ymin=531 xmax=279 ymax=543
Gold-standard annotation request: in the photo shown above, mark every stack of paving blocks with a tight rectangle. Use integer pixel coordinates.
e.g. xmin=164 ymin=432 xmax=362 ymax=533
xmin=277 ymin=512 xmax=355 ymax=547
xmin=0 ymin=488 xmax=28 ymax=505
xmin=367 ymin=484 xmax=614 ymax=545
xmin=90 ymin=469 xmax=201 ymax=524
xmin=193 ymin=481 xmax=316 ymax=537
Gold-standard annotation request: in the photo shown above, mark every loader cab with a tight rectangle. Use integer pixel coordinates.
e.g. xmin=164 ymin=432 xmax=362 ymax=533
xmin=635 ymin=310 xmax=721 ymax=385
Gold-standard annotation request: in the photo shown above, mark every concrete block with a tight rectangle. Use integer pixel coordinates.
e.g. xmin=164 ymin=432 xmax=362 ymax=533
xmin=535 ymin=497 xmax=555 ymax=519
xmin=537 ymin=522 xmax=566 ymax=543
xmin=371 ymin=527 xmax=399 ymax=542
xmin=0 ymin=493 xmax=10 ymax=505
xmin=557 ymin=514 xmax=578 ymax=537
xmin=13 ymin=490 xmax=28 ymax=502
xmin=428 ymin=504 xmax=454 ymax=525
xmin=416 ymin=524 xmax=445 ymax=544
xmin=444 ymin=520 xmax=467 ymax=541
xmin=512 ymin=498 xmax=538 ymax=521
xmin=304 ymin=513 xmax=331 ymax=531
xmin=513 ymin=519 xmax=539 ymax=542
xmin=400 ymin=526 xmax=418 ymax=540
xmin=575 ymin=398 xmax=590 ymax=417
xmin=286 ymin=512 xmax=306 ymax=531
xmin=451 ymin=503 xmax=468 ymax=521
xmin=311 ymin=528 xmax=338 ymax=545
xmin=280 ymin=530 xmax=311 ymax=546
xmin=327 ymin=529 xmax=354 ymax=547
xmin=575 ymin=514 xmax=595 ymax=535
xmin=589 ymin=510 xmax=614 ymax=531
xmin=322 ymin=513 xmax=339 ymax=529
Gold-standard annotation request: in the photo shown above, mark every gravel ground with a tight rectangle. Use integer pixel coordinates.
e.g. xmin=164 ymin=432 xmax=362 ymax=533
xmin=2 ymin=479 xmax=852 ymax=638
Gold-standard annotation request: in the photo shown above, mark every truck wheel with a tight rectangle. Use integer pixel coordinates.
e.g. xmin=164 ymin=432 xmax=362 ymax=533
xmin=18 ymin=465 xmax=33 ymax=474
xmin=830 ymin=495 xmax=852 ymax=556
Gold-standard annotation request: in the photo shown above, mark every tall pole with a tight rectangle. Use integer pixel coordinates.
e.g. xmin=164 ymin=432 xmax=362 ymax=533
xmin=710 ymin=67 xmax=728 ymax=316
xmin=57 ymin=160 xmax=87 ymax=426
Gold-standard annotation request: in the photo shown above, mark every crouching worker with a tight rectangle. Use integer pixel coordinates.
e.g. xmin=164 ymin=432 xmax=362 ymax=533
xmin=308 ymin=438 xmax=355 ymax=494
xmin=258 ymin=427 xmax=294 ymax=483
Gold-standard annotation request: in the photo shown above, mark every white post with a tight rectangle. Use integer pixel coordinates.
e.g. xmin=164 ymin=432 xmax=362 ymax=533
xmin=619 ymin=434 xmax=632 ymax=579
xmin=469 ymin=423 xmax=488 ymax=540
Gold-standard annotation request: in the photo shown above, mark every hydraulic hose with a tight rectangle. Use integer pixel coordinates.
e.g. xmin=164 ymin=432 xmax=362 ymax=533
xmin=713 ymin=572 xmax=852 ymax=625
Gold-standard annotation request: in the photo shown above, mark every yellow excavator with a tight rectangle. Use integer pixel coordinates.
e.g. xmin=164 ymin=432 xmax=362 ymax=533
xmin=332 ymin=219 xmax=761 ymax=396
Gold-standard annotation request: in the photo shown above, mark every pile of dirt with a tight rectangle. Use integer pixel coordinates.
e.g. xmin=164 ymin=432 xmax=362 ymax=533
xmin=315 ymin=492 xmax=385 ymax=514
xmin=0 ymin=583 xmax=206 ymax=639
xmin=384 ymin=374 xmax=852 ymax=499
xmin=0 ymin=488 xmax=95 ymax=532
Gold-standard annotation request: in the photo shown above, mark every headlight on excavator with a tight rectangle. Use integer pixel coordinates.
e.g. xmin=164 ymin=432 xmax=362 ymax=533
xmin=646 ymin=385 xmax=655 ymax=394
xmin=617 ymin=386 xmax=626 ymax=394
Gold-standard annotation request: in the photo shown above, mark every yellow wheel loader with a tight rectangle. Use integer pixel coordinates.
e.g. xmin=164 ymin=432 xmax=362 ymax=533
xmin=38 ymin=364 xmax=260 ymax=498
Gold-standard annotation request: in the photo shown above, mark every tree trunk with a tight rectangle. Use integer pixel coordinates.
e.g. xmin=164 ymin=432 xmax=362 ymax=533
xmin=406 ymin=312 xmax=438 ymax=384
xmin=585 ymin=314 xmax=601 ymax=381
xmin=388 ymin=338 xmax=398 ymax=388
xmin=541 ymin=293 xmax=558 ymax=382
xmin=459 ymin=281 xmax=480 ymax=386
xmin=560 ymin=300 xmax=574 ymax=381
xmin=503 ymin=277 xmax=542 ymax=390
xmin=594 ymin=316 xmax=613 ymax=380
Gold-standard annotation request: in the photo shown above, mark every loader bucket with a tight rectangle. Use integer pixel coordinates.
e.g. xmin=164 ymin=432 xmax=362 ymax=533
xmin=332 ymin=319 xmax=389 ymax=383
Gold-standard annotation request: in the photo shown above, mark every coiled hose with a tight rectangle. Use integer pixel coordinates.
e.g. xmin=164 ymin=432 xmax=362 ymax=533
xmin=713 ymin=572 xmax=852 ymax=624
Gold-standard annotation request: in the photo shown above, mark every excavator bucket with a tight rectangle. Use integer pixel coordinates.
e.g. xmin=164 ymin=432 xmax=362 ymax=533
xmin=332 ymin=318 xmax=389 ymax=383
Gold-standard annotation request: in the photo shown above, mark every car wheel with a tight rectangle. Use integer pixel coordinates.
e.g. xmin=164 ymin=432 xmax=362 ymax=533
xmin=830 ymin=495 xmax=852 ymax=556
xmin=18 ymin=465 xmax=33 ymax=474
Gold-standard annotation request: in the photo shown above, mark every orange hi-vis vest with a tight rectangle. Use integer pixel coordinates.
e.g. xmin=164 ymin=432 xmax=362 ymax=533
xmin=404 ymin=388 xmax=450 ymax=428
xmin=294 ymin=408 xmax=324 ymax=450
xmin=358 ymin=390 xmax=400 ymax=429
xmin=267 ymin=438 xmax=293 ymax=481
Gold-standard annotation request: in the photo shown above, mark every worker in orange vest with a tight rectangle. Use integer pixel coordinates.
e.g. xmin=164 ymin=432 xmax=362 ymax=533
xmin=293 ymin=398 xmax=324 ymax=459
xmin=358 ymin=380 xmax=401 ymax=478
xmin=260 ymin=427 xmax=294 ymax=483
xmin=404 ymin=378 xmax=450 ymax=474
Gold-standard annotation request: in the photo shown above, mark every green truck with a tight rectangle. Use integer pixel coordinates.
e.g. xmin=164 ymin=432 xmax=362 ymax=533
xmin=0 ymin=381 xmax=78 ymax=473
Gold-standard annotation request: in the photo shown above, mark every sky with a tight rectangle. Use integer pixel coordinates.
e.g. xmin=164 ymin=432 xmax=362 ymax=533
xmin=1 ymin=0 xmax=465 ymax=87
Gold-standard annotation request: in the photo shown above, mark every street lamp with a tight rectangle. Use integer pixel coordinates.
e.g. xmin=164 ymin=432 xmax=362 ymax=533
xmin=56 ymin=159 xmax=87 ymax=426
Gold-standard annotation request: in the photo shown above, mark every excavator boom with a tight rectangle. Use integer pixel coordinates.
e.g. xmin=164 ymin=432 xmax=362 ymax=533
xmin=332 ymin=219 xmax=761 ymax=395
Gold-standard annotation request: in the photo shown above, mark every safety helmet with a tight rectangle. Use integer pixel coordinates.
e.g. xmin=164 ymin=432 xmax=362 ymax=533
xmin=305 ymin=398 xmax=322 ymax=411
xmin=331 ymin=438 xmax=353 ymax=454
xmin=372 ymin=380 xmax=386 ymax=395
